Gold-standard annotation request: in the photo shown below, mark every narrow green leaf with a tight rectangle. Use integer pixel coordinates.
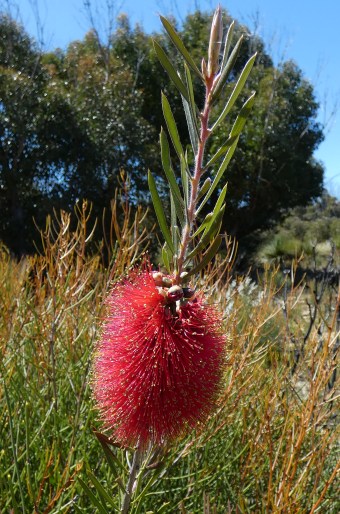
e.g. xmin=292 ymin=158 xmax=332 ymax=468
xmin=204 ymin=135 xmax=238 ymax=170
xmin=157 ymin=503 xmax=171 ymax=513
xmin=192 ymin=212 xmax=213 ymax=237
xmin=197 ymin=139 xmax=238 ymax=214
xmin=94 ymin=431 xmax=127 ymax=473
xmin=160 ymin=128 xmax=185 ymax=226
xmin=162 ymin=243 xmax=172 ymax=273
xmin=162 ymin=93 xmax=184 ymax=159
xmin=211 ymin=52 xmax=257 ymax=131
xmin=203 ymin=93 xmax=255 ymax=171
xmin=187 ymin=204 xmax=225 ymax=259
xmin=211 ymin=182 xmax=228 ymax=215
xmin=229 ymin=91 xmax=256 ymax=137
xmin=160 ymin=16 xmax=202 ymax=79
xmin=221 ymin=20 xmax=235 ymax=70
xmin=148 ymin=170 xmax=175 ymax=254
xmin=212 ymin=34 xmax=243 ymax=102
xmin=188 ymin=183 xmax=228 ymax=258
xmin=153 ymin=41 xmax=190 ymax=102
xmin=185 ymin=235 xmax=222 ymax=278
xmin=197 ymin=177 xmax=211 ymax=201
xmin=78 ymin=477 xmax=110 ymax=514
xmin=184 ymin=63 xmax=200 ymax=147
xmin=182 ymin=97 xmax=199 ymax=155
xmin=87 ymin=470 xmax=116 ymax=508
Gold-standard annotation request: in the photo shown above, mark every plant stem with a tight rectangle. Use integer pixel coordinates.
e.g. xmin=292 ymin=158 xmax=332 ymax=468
xmin=121 ymin=447 xmax=143 ymax=514
xmin=175 ymin=77 xmax=214 ymax=283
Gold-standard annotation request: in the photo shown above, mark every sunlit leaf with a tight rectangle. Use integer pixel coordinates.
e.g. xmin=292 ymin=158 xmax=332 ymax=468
xmin=229 ymin=91 xmax=256 ymax=137
xmin=162 ymin=243 xmax=172 ymax=272
xmin=192 ymin=212 xmax=213 ymax=237
xmin=204 ymin=135 xmax=238 ymax=170
xmin=160 ymin=16 xmax=202 ymax=79
xmin=148 ymin=170 xmax=175 ymax=253
xmin=187 ymin=204 xmax=225 ymax=259
xmin=183 ymin=63 xmax=199 ymax=151
xmin=212 ymin=34 xmax=243 ymax=102
xmin=162 ymin=93 xmax=184 ymax=159
xmin=197 ymin=177 xmax=211 ymax=201
xmin=153 ymin=40 xmax=190 ymax=102
xmin=160 ymin=128 xmax=185 ymax=226
xmin=211 ymin=53 xmax=257 ymax=131
xmin=185 ymin=234 xmax=222 ymax=278
xmin=197 ymin=140 xmax=238 ymax=214
xmin=204 ymin=92 xmax=255 ymax=170
xmin=220 ymin=20 xmax=235 ymax=70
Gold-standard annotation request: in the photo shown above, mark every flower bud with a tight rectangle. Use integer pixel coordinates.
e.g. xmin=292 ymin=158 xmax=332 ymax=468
xmin=167 ymin=285 xmax=184 ymax=301
xmin=152 ymin=271 xmax=163 ymax=286
xmin=183 ymin=287 xmax=195 ymax=299
xmin=207 ymin=5 xmax=223 ymax=78
xmin=162 ymin=277 xmax=172 ymax=288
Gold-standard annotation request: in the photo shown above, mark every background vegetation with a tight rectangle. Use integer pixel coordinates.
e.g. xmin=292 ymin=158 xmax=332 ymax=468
xmin=0 ymin=7 xmax=325 ymax=257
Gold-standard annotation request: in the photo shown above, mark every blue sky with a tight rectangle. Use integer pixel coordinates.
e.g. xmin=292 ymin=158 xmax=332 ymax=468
xmin=17 ymin=0 xmax=340 ymax=198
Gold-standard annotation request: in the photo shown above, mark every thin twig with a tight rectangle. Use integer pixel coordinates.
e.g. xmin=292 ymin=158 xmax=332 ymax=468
xmin=121 ymin=447 xmax=143 ymax=514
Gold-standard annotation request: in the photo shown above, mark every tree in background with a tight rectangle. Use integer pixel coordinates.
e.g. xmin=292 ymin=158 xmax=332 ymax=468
xmin=0 ymin=8 xmax=325 ymax=255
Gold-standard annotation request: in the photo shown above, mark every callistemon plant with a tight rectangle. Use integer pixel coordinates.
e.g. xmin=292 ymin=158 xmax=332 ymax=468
xmin=92 ymin=6 xmax=256 ymax=512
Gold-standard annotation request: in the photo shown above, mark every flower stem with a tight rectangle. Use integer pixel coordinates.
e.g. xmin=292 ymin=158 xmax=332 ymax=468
xmin=121 ymin=447 xmax=143 ymax=513
xmin=175 ymin=77 xmax=215 ymax=283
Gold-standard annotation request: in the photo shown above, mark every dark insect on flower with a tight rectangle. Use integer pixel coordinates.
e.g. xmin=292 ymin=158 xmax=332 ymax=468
xmin=93 ymin=267 xmax=225 ymax=447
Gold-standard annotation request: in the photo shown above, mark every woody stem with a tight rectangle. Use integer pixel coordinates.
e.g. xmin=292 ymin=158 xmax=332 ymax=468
xmin=121 ymin=447 xmax=143 ymax=514
xmin=175 ymin=77 xmax=214 ymax=283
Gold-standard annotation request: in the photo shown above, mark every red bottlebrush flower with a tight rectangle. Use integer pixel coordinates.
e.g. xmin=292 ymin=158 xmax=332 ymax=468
xmin=93 ymin=268 xmax=225 ymax=447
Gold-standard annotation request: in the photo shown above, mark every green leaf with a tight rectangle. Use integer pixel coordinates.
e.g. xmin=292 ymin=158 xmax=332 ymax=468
xmin=204 ymin=92 xmax=255 ymax=170
xmin=160 ymin=128 xmax=185 ymax=226
xmin=78 ymin=477 xmax=110 ymax=514
xmin=197 ymin=177 xmax=211 ymax=201
xmin=211 ymin=52 xmax=257 ymax=131
xmin=212 ymin=34 xmax=243 ymax=102
xmin=221 ymin=20 xmax=235 ymax=70
xmin=157 ymin=503 xmax=171 ymax=513
xmin=153 ymin=41 xmax=190 ymax=102
xmin=162 ymin=243 xmax=172 ymax=272
xmin=185 ymin=235 xmax=222 ymax=278
xmin=162 ymin=93 xmax=184 ymax=159
xmin=159 ymin=16 xmax=202 ymax=79
xmin=204 ymin=135 xmax=238 ymax=170
xmin=73 ymin=504 xmax=83 ymax=513
xmin=182 ymin=97 xmax=199 ymax=155
xmin=229 ymin=91 xmax=256 ymax=137
xmin=180 ymin=153 xmax=190 ymax=207
xmin=87 ymin=470 xmax=116 ymax=508
xmin=192 ymin=212 xmax=213 ymax=237
xmin=197 ymin=139 xmax=238 ymax=214
xmin=188 ymin=184 xmax=227 ymax=259
xmin=187 ymin=203 xmax=225 ymax=259
xmin=148 ymin=170 xmax=175 ymax=254
xmin=183 ymin=63 xmax=200 ymax=151
xmin=94 ymin=431 xmax=127 ymax=474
